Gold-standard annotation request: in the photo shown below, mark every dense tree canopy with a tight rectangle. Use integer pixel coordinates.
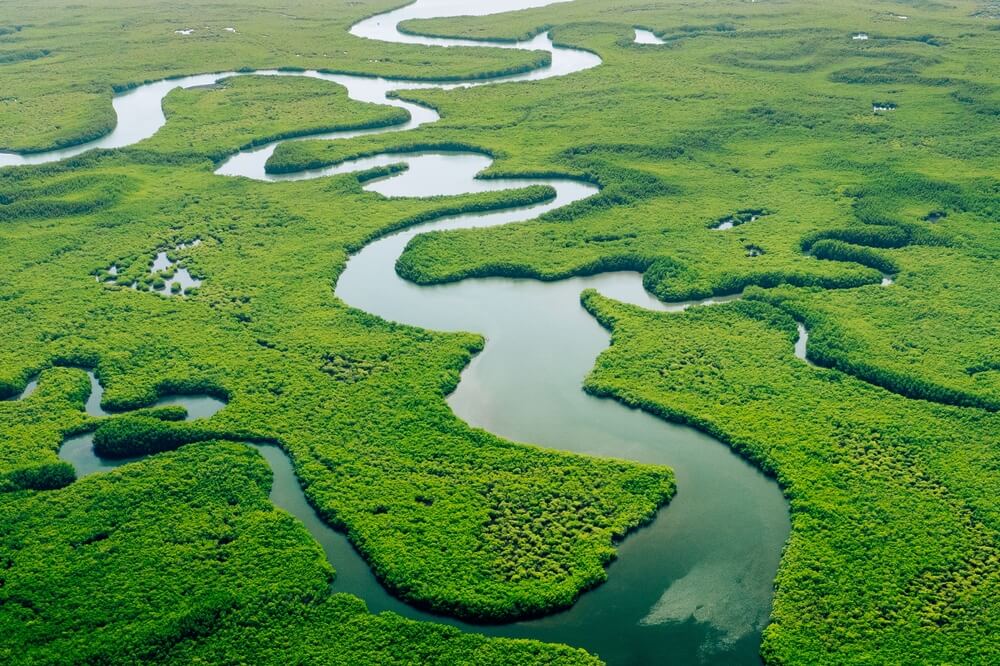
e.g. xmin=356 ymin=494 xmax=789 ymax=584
xmin=1 ymin=0 xmax=998 ymax=663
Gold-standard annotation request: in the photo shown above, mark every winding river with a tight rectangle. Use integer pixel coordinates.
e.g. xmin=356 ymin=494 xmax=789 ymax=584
xmin=4 ymin=2 xmax=794 ymax=664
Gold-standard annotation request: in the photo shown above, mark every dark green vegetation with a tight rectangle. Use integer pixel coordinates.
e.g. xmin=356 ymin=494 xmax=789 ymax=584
xmin=1 ymin=0 xmax=999 ymax=663
xmin=0 ymin=369 xmax=90 ymax=492
xmin=92 ymin=414 xmax=219 ymax=458
xmin=580 ymin=293 xmax=1000 ymax=664
xmin=0 ymin=442 xmax=597 ymax=664
xmin=362 ymin=1 xmax=997 ymax=662
xmin=0 ymin=0 xmax=547 ymax=153
xmin=0 ymin=73 xmax=672 ymax=632
xmin=146 ymin=75 xmax=411 ymax=162
xmin=0 ymin=34 xmax=670 ymax=662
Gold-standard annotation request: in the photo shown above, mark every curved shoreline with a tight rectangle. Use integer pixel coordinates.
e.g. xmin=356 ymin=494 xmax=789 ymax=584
xmin=6 ymin=2 xmax=788 ymax=664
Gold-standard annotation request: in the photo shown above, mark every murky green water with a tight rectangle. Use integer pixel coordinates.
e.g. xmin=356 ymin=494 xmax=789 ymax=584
xmin=15 ymin=1 xmax=794 ymax=662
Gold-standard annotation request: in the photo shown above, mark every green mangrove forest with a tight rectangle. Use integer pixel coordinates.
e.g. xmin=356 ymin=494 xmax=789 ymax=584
xmin=1 ymin=0 xmax=998 ymax=664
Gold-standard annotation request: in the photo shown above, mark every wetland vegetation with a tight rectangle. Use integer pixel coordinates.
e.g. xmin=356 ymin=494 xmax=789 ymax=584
xmin=0 ymin=0 xmax=998 ymax=664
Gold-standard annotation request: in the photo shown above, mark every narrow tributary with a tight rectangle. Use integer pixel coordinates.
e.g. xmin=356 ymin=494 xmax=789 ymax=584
xmin=4 ymin=2 xmax=793 ymax=663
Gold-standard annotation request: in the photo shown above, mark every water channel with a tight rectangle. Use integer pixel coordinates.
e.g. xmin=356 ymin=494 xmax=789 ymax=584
xmin=4 ymin=2 xmax=792 ymax=663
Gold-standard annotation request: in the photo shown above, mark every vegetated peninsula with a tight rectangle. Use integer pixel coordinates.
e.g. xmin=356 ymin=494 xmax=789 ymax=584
xmin=0 ymin=0 xmax=998 ymax=665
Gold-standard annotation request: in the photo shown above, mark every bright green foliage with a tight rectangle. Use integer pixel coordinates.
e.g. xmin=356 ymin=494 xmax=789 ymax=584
xmin=0 ymin=443 xmax=598 ymax=665
xmin=92 ymin=415 xmax=215 ymax=458
xmin=749 ymin=254 xmax=1000 ymax=412
xmin=1 ymin=0 xmax=999 ymax=663
xmin=144 ymin=75 xmax=410 ymax=162
xmin=0 ymin=0 xmax=547 ymax=153
xmin=180 ymin=593 xmax=600 ymax=666
xmin=311 ymin=1 xmax=999 ymax=661
xmin=581 ymin=292 xmax=1000 ymax=665
xmin=0 ymin=57 xmax=672 ymax=638
xmin=0 ymin=368 xmax=90 ymax=491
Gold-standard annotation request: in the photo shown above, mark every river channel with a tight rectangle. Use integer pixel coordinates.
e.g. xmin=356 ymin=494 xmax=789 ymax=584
xmin=5 ymin=2 xmax=791 ymax=663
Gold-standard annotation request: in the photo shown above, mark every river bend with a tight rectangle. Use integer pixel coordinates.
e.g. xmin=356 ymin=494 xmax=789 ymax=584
xmin=3 ymin=2 xmax=791 ymax=664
